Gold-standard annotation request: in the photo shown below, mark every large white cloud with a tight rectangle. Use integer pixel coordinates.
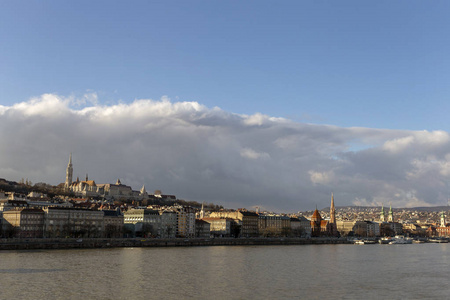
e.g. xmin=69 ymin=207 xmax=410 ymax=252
xmin=1 ymin=94 xmax=450 ymax=212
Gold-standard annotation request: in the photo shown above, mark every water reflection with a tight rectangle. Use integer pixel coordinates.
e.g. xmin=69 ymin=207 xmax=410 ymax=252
xmin=0 ymin=244 xmax=449 ymax=299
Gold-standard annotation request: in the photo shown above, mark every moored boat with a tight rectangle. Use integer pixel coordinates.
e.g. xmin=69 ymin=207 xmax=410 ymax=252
xmin=389 ymin=236 xmax=413 ymax=244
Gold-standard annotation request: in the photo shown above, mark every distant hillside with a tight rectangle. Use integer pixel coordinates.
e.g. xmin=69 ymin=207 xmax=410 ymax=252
xmin=329 ymin=205 xmax=450 ymax=212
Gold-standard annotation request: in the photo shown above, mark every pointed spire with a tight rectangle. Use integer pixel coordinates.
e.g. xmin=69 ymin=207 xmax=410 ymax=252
xmin=330 ymin=192 xmax=336 ymax=224
xmin=140 ymin=184 xmax=147 ymax=195
xmin=388 ymin=204 xmax=394 ymax=222
xmin=200 ymin=202 xmax=205 ymax=219
xmin=65 ymin=153 xmax=73 ymax=189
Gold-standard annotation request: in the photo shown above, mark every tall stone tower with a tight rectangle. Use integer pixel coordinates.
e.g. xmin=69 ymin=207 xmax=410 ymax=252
xmin=330 ymin=193 xmax=336 ymax=224
xmin=65 ymin=153 xmax=73 ymax=189
xmin=440 ymin=211 xmax=446 ymax=227
xmin=329 ymin=193 xmax=337 ymax=236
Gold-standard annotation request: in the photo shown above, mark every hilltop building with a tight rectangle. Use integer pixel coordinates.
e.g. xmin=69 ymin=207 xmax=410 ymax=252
xmin=62 ymin=154 xmax=153 ymax=201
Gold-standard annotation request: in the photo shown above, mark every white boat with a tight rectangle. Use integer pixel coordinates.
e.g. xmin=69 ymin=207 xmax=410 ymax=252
xmin=354 ymin=239 xmax=376 ymax=245
xmin=429 ymin=238 xmax=449 ymax=243
xmin=412 ymin=239 xmax=425 ymax=244
xmin=379 ymin=237 xmax=392 ymax=244
xmin=389 ymin=236 xmax=413 ymax=244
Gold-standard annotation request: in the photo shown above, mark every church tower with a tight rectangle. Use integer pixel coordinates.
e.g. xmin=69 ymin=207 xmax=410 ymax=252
xmin=330 ymin=193 xmax=336 ymax=224
xmin=329 ymin=193 xmax=338 ymax=236
xmin=380 ymin=204 xmax=385 ymax=222
xmin=310 ymin=206 xmax=322 ymax=237
xmin=200 ymin=202 xmax=205 ymax=219
xmin=65 ymin=153 xmax=73 ymax=189
xmin=388 ymin=205 xmax=394 ymax=222
xmin=440 ymin=211 xmax=446 ymax=227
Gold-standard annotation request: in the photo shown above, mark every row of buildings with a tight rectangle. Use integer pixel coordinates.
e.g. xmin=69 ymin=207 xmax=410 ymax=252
xmin=3 ymin=189 xmax=450 ymax=239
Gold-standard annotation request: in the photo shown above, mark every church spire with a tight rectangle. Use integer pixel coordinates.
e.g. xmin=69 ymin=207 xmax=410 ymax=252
xmin=200 ymin=202 xmax=205 ymax=219
xmin=388 ymin=204 xmax=394 ymax=222
xmin=330 ymin=193 xmax=336 ymax=224
xmin=65 ymin=153 xmax=73 ymax=189
xmin=140 ymin=184 xmax=147 ymax=195
xmin=380 ymin=204 xmax=385 ymax=222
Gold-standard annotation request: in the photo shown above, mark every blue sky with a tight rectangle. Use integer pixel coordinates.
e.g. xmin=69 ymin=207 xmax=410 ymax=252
xmin=2 ymin=2 xmax=450 ymax=211
xmin=2 ymin=1 xmax=450 ymax=130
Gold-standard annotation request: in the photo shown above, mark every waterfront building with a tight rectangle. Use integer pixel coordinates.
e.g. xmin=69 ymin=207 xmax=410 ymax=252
xmin=209 ymin=210 xmax=259 ymax=237
xmin=258 ymin=214 xmax=291 ymax=237
xmin=103 ymin=209 xmax=124 ymax=238
xmin=159 ymin=210 xmax=177 ymax=238
xmin=3 ymin=208 xmax=45 ymax=238
xmin=298 ymin=216 xmax=312 ymax=236
xmin=290 ymin=217 xmax=302 ymax=236
xmin=195 ymin=219 xmax=210 ymax=238
xmin=403 ymin=223 xmax=425 ymax=236
xmin=354 ymin=221 xmax=380 ymax=237
xmin=175 ymin=205 xmax=196 ymax=238
xmin=202 ymin=217 xmax=233 ymax=237
xmin=379 ymin=221 xmax=403 ymax=236
xmin=336 ymin=220 xmax=356 ymax=236
xmin=43 ymin=207 xmax=104 ymax=238
xmin=124 ymin=208 xmax=161 ymax=237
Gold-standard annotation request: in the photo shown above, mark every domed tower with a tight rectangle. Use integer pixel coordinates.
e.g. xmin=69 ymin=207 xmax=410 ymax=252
xmin=311 ymin=207 xmax=322 ymax=237
xmin=380 ymin=204 xmax=385 ymax=222
xmin=388 ymin=205 xmax=394 ymax=222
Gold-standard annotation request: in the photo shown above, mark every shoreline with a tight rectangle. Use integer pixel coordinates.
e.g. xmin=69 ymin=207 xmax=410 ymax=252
xmin=0 ymin=237 xmax=351 ymax=250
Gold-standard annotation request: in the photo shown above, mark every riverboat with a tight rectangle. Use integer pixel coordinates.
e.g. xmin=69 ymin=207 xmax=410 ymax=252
xmin=428 ymin=238 xmax=448 ymax=243
xmin=354 ymin=239 xmax=376 ymax=245
xmin=389 ymin=236 xmax=413 ymax=244
xmin=378 ymin=237 xmax=392 ymax=244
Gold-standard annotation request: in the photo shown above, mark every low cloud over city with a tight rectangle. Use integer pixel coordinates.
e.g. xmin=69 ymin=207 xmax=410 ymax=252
xmin=1 ymin=94 xmax=450 ymax=211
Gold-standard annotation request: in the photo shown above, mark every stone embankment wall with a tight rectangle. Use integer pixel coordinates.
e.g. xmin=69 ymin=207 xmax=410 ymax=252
xmin=0 ymin=237 xmax=351 ymax=250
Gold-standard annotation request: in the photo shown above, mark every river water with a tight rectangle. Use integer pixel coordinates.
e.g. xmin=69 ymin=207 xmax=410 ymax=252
xmin=0 ymin=243 xmax=449 ymax=299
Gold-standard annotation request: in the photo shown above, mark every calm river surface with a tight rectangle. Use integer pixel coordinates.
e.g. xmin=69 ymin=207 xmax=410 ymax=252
xmin=0 ymin=243 xmax=449 ymax=299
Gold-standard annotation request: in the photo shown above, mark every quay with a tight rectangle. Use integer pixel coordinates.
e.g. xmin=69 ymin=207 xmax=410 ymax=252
xmin=0 ymin=237 xmax=351 ymax=250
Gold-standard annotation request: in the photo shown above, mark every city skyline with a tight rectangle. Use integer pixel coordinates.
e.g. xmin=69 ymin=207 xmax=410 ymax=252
xmin=1 ymin=2 xmax=450 ymax=211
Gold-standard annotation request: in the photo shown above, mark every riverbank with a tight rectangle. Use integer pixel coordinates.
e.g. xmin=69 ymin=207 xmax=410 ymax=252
xmin=0 ymin=237 xmax=351 ymax=250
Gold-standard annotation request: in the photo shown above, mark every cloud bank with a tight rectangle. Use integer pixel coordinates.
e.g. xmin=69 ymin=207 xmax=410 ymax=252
xmin=1 ymin=94 xmax=449 ymax=212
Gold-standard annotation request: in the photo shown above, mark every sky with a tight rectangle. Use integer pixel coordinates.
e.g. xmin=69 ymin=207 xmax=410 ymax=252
xmin=1 ymin=1 xmax=450 ymax=212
